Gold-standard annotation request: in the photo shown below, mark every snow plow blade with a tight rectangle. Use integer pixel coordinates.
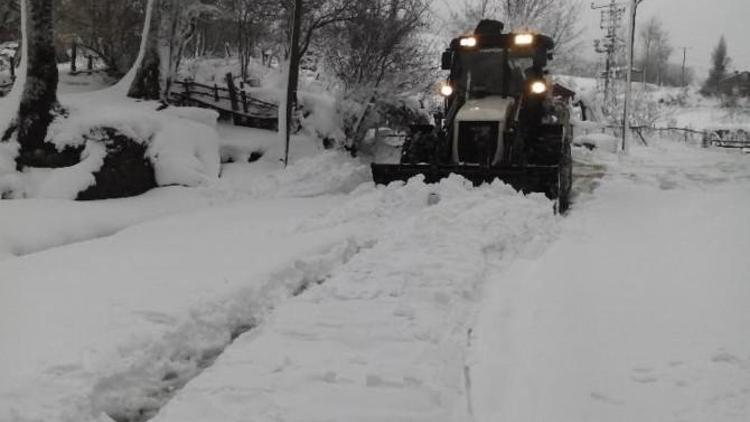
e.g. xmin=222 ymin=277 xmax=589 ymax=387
xmin=371 ymin=164 xmax=562 ymax=199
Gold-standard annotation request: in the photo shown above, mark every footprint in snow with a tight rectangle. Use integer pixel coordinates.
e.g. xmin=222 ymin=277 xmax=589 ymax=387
xmin=631 ymin=367 xmax=658 ymax=384
xmin=590 ymin=392 xmax=625 ymax=405
xmin=711 ymin=351 xmax=742 ymax=365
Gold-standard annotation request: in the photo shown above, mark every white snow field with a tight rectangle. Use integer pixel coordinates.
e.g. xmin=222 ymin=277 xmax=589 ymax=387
xmin=1 ymin=130 xmax=749 ymax=422
xmin=472 ymin=142 xmax=750 ymax=422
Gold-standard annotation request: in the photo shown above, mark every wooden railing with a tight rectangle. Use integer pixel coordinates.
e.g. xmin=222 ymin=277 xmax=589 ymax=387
xmin=170 ymin=73 xmax=280 ymax=129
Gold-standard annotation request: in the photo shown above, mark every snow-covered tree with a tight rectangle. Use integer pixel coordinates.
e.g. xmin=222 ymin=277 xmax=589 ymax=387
xmin=701 ymin=36 xmax=731 ymax=96
xmin=127 ymin=0 xmax=215 ymax=101
xmin=320 ymin=0 xmax=433 ymax=147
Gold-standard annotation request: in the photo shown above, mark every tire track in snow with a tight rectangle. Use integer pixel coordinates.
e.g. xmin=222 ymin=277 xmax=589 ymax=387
xmin=89 ymin=237 xmax=375 ymax=422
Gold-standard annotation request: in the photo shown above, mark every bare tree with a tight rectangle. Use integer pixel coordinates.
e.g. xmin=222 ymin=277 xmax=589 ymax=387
xmin=638 ymin=17 xmax=672 ymax=85
xmin=0 ymin=0 xmax=21 ymax=42
xmin=56 ymin=0 xmax=146 ymax=76
xmin=446 ymin=0 xmax=500 ymax=33
xmin=282 ymin=0 xmax=353 ymax=59
xmin=445 ymin=0 xmax=583 ymax=59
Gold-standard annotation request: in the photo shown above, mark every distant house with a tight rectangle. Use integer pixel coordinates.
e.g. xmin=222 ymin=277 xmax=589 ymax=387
xmin=718 ymin=71 xmax=750 ymax=97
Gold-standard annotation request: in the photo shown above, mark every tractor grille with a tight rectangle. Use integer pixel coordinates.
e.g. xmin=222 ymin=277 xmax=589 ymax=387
xmin=457 ymin=121 xmax=499 ymax=165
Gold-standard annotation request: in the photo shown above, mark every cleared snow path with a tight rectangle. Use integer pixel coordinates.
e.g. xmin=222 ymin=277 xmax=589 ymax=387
xmin=472 ymin=142 xmax=750 ymax=422
xmin=149 ymin=177 xmax=558 ymax=422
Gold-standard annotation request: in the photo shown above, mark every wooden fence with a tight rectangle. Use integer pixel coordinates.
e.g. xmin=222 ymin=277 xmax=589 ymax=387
xmin=593 ymin=124 xmax=749 ymax=149
xmin=170 ymin=73 xmax=279 ymax=130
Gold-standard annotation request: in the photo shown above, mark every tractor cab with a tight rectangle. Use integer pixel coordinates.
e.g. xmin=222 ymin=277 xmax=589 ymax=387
xmin=441 ymin=20 xmax=554 ymax=102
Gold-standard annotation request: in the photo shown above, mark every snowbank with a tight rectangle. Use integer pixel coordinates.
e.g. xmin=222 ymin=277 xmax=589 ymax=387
xmin=1 ymin=102 xmax=221 ymax=199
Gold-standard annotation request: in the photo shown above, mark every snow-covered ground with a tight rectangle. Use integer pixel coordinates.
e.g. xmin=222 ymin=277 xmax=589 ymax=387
xmin=472 ymin=141 xmax=750 ymax=422
xmin=2 ymin=134 xmax=749 ymax=422
xmin=2 ymin=63 xmax=750 ymax=422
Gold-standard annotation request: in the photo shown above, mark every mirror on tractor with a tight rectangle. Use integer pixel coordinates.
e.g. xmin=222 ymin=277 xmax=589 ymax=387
xmin=441 ymin=51 xmax=452 ymax=70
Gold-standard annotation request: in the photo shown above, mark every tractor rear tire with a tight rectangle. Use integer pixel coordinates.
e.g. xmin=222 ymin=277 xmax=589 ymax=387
xmin=556 ymin=140 xmax=573 ymax=214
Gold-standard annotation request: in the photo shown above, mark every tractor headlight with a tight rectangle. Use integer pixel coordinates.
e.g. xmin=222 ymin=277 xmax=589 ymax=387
xmin=530 ymin=81 xmax=547 ymax=95
xmin=440 ymin=83 xmax=454 ymax=97
xmin=514 ymin=33 xmax=534 ymax=46
xmin=460 ymin=37 xmax=477 ymax=48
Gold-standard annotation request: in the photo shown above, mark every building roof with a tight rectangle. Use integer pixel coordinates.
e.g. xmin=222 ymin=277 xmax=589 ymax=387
xmin=721 ymin=71 xmax=750 ymax=84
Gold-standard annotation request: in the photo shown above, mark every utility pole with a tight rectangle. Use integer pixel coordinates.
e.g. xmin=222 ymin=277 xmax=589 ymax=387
xmin=591 ymin=0 xmax=626 ymax=105
xmin=622 ymin=0 xmax=645 ymax=153
xmin=284 ymin=0 xmax=302 ymax=168
xmin=679 ymin=46 xmax=691 ymax=87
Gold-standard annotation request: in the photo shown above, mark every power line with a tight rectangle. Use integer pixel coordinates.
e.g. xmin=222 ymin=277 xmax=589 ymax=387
xmin=591 ymin=0 xmax=627 ymax=104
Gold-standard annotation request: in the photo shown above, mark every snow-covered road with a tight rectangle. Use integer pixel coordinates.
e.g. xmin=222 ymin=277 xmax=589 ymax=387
xmin=473 ymin=144 xmax=750 ymax=422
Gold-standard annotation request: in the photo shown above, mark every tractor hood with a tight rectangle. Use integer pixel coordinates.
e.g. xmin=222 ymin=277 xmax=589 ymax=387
xmin=455 ymin=96 xmax=515 ymax=122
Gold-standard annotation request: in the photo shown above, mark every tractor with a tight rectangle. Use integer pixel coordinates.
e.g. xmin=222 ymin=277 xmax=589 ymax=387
xmin=371 ymin=19 xmax=573 ymax=212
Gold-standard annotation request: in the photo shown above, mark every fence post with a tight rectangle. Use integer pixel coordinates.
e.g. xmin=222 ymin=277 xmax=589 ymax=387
xmin=213 ymin=84 xmax=219 ymax=102
xmin=225 ymin=72 xmax=239 ymax=111
xmin=241 ymin=90 xmax=249 ymax=113
xmin=183 ymin=81 xmax=191 ymax=104
xmin=70 ymin=40 xmax=77 ymax=74
xmin=87 ymin=55 xmax=93 ymax=72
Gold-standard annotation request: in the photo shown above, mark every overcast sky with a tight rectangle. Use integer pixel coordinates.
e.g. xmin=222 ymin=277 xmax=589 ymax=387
xmin=583 ymin=0 xmax=750 ymax=76
xmin=433 ymin=0 xmax=750 ymax=77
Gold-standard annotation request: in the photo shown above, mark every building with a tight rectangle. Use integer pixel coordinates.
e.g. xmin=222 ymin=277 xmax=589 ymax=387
xmin=719 ymin=71 xmax=750 ymax=97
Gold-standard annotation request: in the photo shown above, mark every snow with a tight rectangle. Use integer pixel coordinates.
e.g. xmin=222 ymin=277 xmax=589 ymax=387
xmin=0 ymin=187 xmax=228 ymax=261
xmin=574 ymin=132 xmax=620 ymax=152
xmin=148 ymin=176 xmax=557 ymax=422
xmin=2 ymin=62 xmax=750 ymax=422
xmin=1 ymin=99 xmax=222 ymax=199
xmin=0 ymin=195 xmax=357 ymax=422
xmin=20 ymin=139 xmax=107 ymax=198
xmin=471 ymin=140 xmax=750 ymax=422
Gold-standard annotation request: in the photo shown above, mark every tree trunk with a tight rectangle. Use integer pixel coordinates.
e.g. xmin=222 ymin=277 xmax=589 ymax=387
xmin=127 ymin=0 xmax=161 ymax=100
xmin=283 ymin=0 xmax=302 ymax=167
xmin=10 ymin=0 xmax=75 ymax=168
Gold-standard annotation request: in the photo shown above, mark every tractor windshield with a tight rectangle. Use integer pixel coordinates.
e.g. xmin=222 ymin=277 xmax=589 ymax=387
xmin=455 ymin=50 xmax=533 ymax=98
